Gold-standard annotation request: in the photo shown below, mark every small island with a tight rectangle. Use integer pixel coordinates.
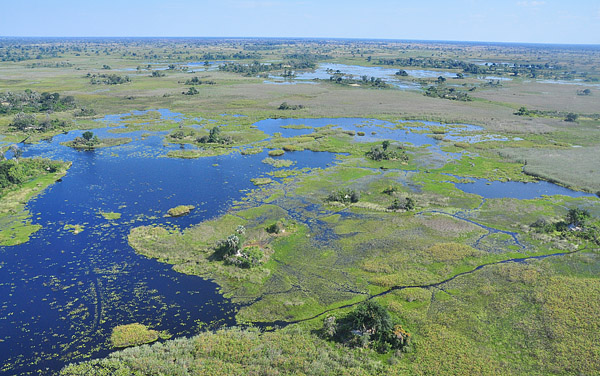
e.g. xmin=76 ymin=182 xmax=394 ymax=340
xmin=61 ymin=131 xmax=132 ymax=150
xmin=166 ymin=205 xmax=195 ymax=217
xmin=110 ymin=323 xmax=159 ymax=348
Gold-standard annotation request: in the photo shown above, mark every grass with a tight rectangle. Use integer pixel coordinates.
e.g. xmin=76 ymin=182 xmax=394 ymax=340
xmin=98 ymin=211 xmax=121 ymax=220
xmin=60 ymin=137 xmax=132 ymax=149
xmin=0 ymin=159 xmax=71 ymax=245
xmin=110 ymin=323 xmax=159 ymax=348
xmin=166 ymin=205 xmax=195 ymax=217
xmin=62 ymin=326 xmax=387 ymax=375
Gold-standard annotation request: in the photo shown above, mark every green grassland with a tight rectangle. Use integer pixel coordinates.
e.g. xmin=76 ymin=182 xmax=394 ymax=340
xmin=0 ymin=158 xmax=71 ymax=245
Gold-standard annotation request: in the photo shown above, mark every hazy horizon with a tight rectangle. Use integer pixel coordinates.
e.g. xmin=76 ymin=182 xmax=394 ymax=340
xmin=1 ymin=0 xmax=598 ymax=45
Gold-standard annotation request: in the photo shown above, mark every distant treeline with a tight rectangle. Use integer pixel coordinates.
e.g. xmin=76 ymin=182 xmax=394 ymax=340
xmin=374 ymin=57 xmax=589 ymax=79
xmin=219 ymin=60 xmax=316 ymax=76
xmin=86 ymin=73 xmax=130 ymax=85
xmin=0 ymin=90 xmax=76 ymax=115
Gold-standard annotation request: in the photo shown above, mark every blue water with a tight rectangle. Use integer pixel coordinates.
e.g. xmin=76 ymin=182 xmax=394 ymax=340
xmin=0 ymin=114 xmax=336 ymax=374
xmin=454 ymin=178 xmax=597 ymax=199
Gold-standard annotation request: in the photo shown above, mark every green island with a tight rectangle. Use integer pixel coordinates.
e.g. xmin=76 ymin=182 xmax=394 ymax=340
xmin=0 ymin=157 xmax=70 ymax=245
xmin=0 ymin=22 xmax=599 ymax=376
xmin=60 ymin=131 xmax=132 ymax=150
xmin=109 ymin=323 xmax=160 ymax=348
xmin=166 ymin=205 xmax=195 ymax=217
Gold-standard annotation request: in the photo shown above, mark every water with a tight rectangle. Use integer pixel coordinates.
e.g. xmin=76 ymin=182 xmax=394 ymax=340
xmin=454 ymin=178 xmax=596 ymax=199
xmin=0 ymin=113 xmax=336 ymax=375
xmin=264 ymin=63 xmax=451 ymax=89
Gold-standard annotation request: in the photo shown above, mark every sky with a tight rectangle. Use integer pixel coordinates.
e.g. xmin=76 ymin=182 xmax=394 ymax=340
xmin=0 ymin=0 xmax=598 ymax=44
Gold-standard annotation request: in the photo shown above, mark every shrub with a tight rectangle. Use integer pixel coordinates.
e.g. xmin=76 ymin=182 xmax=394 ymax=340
xmin=327 ymin=188 xmax=360 ymax=204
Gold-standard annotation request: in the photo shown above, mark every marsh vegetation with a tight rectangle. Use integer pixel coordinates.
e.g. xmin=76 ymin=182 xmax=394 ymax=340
xmin=0 ymin=37 xmax=599 ymax=375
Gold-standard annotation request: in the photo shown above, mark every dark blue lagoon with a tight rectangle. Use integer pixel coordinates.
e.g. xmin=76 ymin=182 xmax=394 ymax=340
xmin=0 ymin=113 xmax=337 ymax=374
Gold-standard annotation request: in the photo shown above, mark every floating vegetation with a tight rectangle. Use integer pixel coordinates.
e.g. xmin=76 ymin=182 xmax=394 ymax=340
xmin=240 ymin=147 xmax=263 ymax=155
xmin=166 ymin=205 xmax=195 ymax=217
xmin=267 ymin=149 xmax=285 ymax=156
xmin=261 ymin=157 xmax=295 ymax=168
xmin=251 ymin=178 xmax=273 ymax=186
xmin=64 ymin=224 xmax=85 ymax=234
xmin=110 ymin=323 xmax=159 ymax=348
xmin=98 ymin=212 xmax=121 ymax=220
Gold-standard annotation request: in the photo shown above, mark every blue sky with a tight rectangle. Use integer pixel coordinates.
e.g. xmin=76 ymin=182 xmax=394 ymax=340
xmin=1 ymin=0 xmax=598 ymax=44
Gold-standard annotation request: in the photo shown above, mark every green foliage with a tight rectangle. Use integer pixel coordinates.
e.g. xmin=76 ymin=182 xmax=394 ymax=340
xmin=324 ymin=300 xmax=411 ymax=353
xmin=278 ymin=102 xmax=305 ymax=110
xmin=0 ymin=158 xmax=63 ymax=192
xmin=389 ymin=197 xmax=415 ymax=211
xmin=110 ymin=323 xmax=159 ymax=348
xmin=197 ymin=126 xmax=232 ymax=144
xmin=326 ymin=188 xmax=360 ymax=204
xmin=166 ymin=205 xmax=195 ymax=217
xmin=61 ymin=327 xmax=387 ymax=376
xmin=87 ymin=73 xmax=130 ymax=85
xmin=425 ymin=85 xmax=471 ymax=101
xmin=265 ymin=222 xmax=281 ymax=234
xmin=183 ymin=86 xmax=199 ymax=95
xmin=184 ymin=76 xmax=215 ymax=85
xmin=366 ymin=141 xmax=408 ymax=162
xmin=0 ymin=90 xmax=76 ymax=115
xmin=565 ymin=112 xmax=579 ymax=122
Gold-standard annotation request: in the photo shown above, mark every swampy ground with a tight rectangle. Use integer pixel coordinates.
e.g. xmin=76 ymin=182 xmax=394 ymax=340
xmin=1 ymin=38 xmax=599 ymax=375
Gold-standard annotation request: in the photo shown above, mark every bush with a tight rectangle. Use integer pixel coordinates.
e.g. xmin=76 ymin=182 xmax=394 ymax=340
xmin=324 ymin=300 xmax=411 ymax=353
xmin=327 ymin=188 xmax=360 ymax=204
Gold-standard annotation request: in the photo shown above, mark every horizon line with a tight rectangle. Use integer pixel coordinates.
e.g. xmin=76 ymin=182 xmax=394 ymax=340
xmin=0 ymin=36 xmax=598 ymax=47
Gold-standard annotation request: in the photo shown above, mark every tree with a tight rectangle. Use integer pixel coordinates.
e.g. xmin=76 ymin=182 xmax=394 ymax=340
xmin=437 ymin=76 xmax=446 ymax=84
xmin=11 ymin=112 xmax=36 ymax=131
xmin=567 ymin=208 xmax=590 ymax=227
xmin=516 ymin=106 xmax=528 ymax=116
xmin=82 ymin=131 xmax=94 ymax=141
xmin=565 ymin=113 xmax=579 ymax=122
xmin=382 ymin=140 xmax=390 ymax=151
xmin=9 ymin=145 xmax=22 ymax=161
xmin=349 ymin=301 xmax=393 ymax=340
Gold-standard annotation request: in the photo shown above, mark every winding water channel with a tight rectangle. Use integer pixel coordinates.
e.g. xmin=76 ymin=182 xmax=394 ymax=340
xmin=0 ymin=112 xmax=594 ymax=374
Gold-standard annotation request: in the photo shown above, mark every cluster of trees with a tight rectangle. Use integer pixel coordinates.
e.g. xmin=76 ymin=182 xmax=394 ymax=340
xmin=326 ymin=188 xmax=360 ymax=204
xmin=328 ymin=75 xmax=389 ymax=88
xmin=532 ymin=208 xmax=599 ymax=245
xmin=516 ymin=107 xmax=580 ymax=122
xmin=150 ymin=71 xmax=165 ymax=77
xmin=389 ymin=197 xmax=415 ymax=211
xmin=219 ymin=59 xmax=316 ymax=76
xmin=183 ymin=87 xmax=199 ymax=95
xmin=424 ymin=86 xmax=471 ymax=101
xmin=0 ymin=157 xmax=64 ymax=192
xmin=69 ymin=131 xmax=100 ymax=148
xmin=577 ymin=89 xmax=592 ymax=96
xmin=278 ymin=102 xmax=305 ymax=110
xmin=10 ymin=112 xmax=70 ymax=132
xmin=215 ymin=225 xmax=264 ymax=268
xmin=0 ymin=90 xmax=76 ymax=114
xmin=366 ymin=141 xmax=409 ymax=162
xmin=184 ymin=77 xmax=216 ymax=85
xmin=197 ymin=126 xmax=232 ymax=145
xmin=375 ymin=57 xmax=579 ymax=79
xmin=322 ymin=300 xmax=411 ymax=353
xmin=87 ymin=73 xmax=130 ymax=85
xmin=377 ymin=57 xmax=489 ymax=74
